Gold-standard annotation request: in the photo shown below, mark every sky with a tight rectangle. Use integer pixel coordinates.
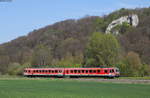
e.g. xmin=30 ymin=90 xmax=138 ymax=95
xmin=0 ymin=0 xmax=150 ymax=44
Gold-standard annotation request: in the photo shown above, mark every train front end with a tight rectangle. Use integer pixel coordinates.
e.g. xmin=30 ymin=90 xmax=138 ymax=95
xmin=108 ymin=67 xmax=120 ymax=78
xmin=113 ymin=67 xmax=120 ymax=77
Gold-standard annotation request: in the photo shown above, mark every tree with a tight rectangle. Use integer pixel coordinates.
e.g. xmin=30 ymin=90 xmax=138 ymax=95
xmin=85 ymin=32 xmax=120 ymax=67
xmin=0 ymin=56 xmax=10 ymax=74
xmin=8 ymin=62 xmax=31 ymax=75
xmin=31 ymin=45 xmax=52 ymax=67
xmin=140 ymin=64 xmax=150 ymax=77
xmin=7 ymin=62 xmax=21 ymax=75
xmin=117 ymin=51 xmax=146 ymax=76
xmin=55 ymin=52 xmax=83 ymax=68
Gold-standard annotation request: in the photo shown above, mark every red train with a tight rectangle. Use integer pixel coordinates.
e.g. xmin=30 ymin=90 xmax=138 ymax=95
xmin=24 ymin=67 xmax=120 ymax=78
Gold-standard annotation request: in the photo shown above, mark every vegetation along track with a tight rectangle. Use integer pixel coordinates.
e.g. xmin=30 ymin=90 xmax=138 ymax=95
xmin=1 ymin=76 xmax=150 ymax=84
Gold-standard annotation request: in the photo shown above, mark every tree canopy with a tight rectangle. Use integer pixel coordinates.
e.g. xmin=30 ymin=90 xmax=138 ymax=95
xmin=85 ymin=32 xmax=120 ymax=67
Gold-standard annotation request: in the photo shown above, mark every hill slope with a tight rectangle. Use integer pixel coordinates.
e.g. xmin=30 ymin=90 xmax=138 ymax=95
xmin=0 ymin=7 xmax=150 ymax=74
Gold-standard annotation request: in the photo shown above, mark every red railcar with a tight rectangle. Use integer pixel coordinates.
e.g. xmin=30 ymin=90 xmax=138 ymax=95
xmin=24 ymin=67 xmax=120 ymax=78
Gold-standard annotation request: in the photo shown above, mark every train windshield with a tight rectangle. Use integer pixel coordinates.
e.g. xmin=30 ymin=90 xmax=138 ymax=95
xmin=115 ymin=68 xmax=120 ymax=72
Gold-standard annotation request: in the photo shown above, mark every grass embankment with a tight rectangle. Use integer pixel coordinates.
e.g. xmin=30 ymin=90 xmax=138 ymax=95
xmin=0 ymin=79 xmax=150 ymax=98
xmin=119 ymin=76 xmax=150 ymax=80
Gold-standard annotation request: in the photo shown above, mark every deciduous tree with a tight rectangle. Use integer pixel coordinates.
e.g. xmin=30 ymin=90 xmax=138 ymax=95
xmin=85 ymin=32 xmax=120 ymax=67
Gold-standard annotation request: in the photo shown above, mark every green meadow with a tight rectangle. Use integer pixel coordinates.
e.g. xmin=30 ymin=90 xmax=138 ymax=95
xmin=0 ymin=79 xmax=150 ymax=98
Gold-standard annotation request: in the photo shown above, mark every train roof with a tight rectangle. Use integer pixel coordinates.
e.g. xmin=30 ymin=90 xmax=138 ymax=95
xmin=24 ymin=67 xmax=118 ymax=70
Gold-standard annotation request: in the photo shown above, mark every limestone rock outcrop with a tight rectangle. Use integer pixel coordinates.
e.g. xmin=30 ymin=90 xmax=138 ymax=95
xmin=105 ymin=14 xmax=139 ymax=34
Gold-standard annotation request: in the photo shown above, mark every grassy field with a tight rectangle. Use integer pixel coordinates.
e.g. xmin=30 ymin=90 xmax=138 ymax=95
xmin=119 ymin=76 xmax=150 ymax=80
xmin=0 ymin=79 xmax=150 ymax=98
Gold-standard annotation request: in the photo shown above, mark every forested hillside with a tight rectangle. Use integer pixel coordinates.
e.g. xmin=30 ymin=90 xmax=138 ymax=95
xmin=0 ymin=7 xmax=150 ymax=76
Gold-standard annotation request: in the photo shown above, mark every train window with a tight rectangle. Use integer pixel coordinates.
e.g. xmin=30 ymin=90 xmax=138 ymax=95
xmin=104 ymin=70 xmax=108 ymax=73
xmin=97 ymin=70 xmax=101 ymax=73
xmin=110 ymin=69 xmax=114 ymax=73
xmin=110 ymin=70 xmax=112 ymax=73
xmin=82 ymin=70 xmax=84 ymax=73
xmin=112 ymin=69 xmax=114 ymax=73
xmin=86 ymin=70 xmax=88 ymax=73
xmin=112 ymin=69 xmax=114 ymax=72
xmin=93 ymin=70 xmax=96 ymax=73
xmin=79 ymin=70 xmax=81 ymax=73
xmin=52 ymin=70 xmax=54 ymax=73
xmin=28 ymin=70 xmax=30 ymax=73
xmin=89 ymin=70 xmax=92 ymax=73
xmin=74 ymin=70 xmax=77 ymax=73
xmin=49 ymin=70 xmax=51 ymax=73
xmin=116 ymin=69 xmax=119 ymax=72
xmin=59 ymin=70 xmax=62 ymax=73
xmin=78 ymin=70 xmax=80 ymax=73
xmin=70 ymin=70 xmax=73 ymax=73
xmin=55 ymin=70 xmax=58 ymax=73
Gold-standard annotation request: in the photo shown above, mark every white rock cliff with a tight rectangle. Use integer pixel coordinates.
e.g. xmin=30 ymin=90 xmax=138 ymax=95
xmin=105 ymin=14 xmax=139 ymax=34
